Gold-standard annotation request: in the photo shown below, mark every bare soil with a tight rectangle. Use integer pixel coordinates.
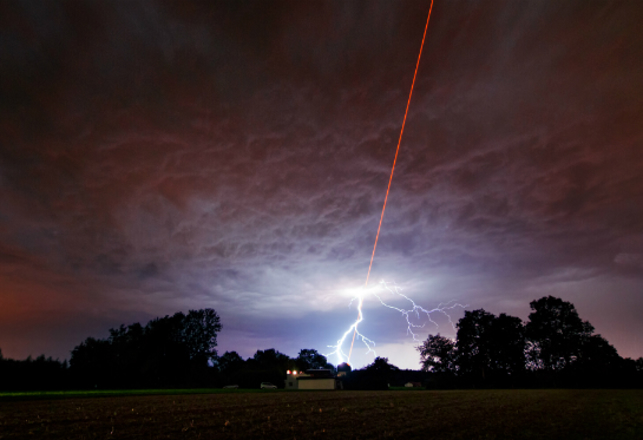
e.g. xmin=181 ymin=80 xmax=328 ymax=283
xmin=1 ymin=389 xmax=642 ymax=439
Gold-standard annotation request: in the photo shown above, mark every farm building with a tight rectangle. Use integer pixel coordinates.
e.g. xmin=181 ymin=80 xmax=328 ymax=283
xmin=284 ymin=369 xmax=336 ymax=390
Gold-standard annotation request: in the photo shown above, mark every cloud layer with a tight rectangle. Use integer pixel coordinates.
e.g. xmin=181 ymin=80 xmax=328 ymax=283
xmin=1 ymin=0 xmax=642 ymax=368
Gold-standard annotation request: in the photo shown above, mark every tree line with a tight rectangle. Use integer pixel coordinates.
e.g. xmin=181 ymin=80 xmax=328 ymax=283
xmin=418 ymin=296 xmax=643 ymax=388
xmin=70 ymin=309 xmax=222 ymax=388
xmin=0 ymin=308 xmax=334 ymax=390
xmin=2 ymin=296 xmax=642 ymax=390
xmin=0 ymin=350 xmax=71 ymax=391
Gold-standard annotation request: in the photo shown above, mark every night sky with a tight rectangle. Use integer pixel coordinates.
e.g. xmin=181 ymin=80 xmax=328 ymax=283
xmin=1 ymin=0 xmax=642 ymax=370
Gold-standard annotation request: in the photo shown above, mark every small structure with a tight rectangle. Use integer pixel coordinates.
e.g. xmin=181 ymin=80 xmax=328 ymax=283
xmin=404 ymin=381 xmax=422 ymax=388
xmin=285 ymin=369 xmax=336 ymax=390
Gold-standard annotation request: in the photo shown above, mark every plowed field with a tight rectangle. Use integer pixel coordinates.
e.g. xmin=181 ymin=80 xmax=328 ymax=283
xmin=1 ymin=389 xmax=642 ymax=439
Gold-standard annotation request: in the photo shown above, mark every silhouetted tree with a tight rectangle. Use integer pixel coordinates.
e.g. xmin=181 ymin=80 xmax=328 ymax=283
xmin=569 ymin=334 xmax=623 ymax=386
xmin=143 ymin=313 xmax=191 ymax=386
xmin=577 ymin=334 xmax=620 ymax=367
xmin=181 ymin=309 xmax=222 ymax=363
xmin=218 ymin=351 xmax=244 ymax=374
xmin=417 ymin=334 xmax=457 ymax=373
xmin=252 ymin=348 xmax=292 ymax=371
xmin=70 ymin=337 xmax=116 ymax=388
xmin=489 ymin=313 xmax=526 ymax=375
xmin=526 ymin=296 xmax=594 ymax=370
xmin=455 ymin=309 xmax=526 ymax=385
xmin=107 ymin=323 xmax=146 ymax=386
xmin=456 ymin=309 xmax=497 ymax=380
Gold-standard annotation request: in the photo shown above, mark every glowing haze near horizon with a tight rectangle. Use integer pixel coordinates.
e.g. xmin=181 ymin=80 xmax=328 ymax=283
xmin=1 ymin=1 xmax=642 ymax=369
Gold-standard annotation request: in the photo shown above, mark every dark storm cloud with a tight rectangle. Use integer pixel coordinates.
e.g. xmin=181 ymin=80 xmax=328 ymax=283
xmin=1 ymin=0 xmax=642 ymax=367
xmin=386 ymin=0 xmax=643 ymax=275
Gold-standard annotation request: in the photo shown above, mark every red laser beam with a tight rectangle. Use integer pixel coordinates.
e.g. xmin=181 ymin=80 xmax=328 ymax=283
xmin=347 ymin=1 xmax=434 ymax=363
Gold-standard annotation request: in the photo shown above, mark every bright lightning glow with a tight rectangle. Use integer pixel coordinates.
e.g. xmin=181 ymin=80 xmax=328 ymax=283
xmin=326 ymin=281 xmax=466 ymax=366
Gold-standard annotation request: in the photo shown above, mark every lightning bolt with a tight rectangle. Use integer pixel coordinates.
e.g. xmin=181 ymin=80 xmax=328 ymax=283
xmin=326 ymin=281 xmax=467 ymax=365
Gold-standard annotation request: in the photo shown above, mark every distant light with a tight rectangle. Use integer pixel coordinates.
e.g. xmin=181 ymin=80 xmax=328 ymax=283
xmin=287 ymin=370 xmax=291 ymax=374
xmin=293 ymin=371 xmax=297 ymax=375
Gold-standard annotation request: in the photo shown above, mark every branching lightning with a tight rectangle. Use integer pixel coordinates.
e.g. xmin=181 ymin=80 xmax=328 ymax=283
xmin=326 ymin=281 xmax=466 ymax=365
xmin=326 ymin=2 xmax=463 ymax=366
xmin=375 ymin=282 xmax=467 ymax=341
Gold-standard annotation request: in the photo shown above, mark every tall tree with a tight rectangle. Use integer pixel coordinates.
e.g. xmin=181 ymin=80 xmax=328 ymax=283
xmin=489 ymin=313 xmax=526 ymax=375
xmin=525 ymin=296 xmax=594 ymax=370
xmin=456 ymin=309 xmax=497 ymax=379
xmin=417 ymin=334 xmax=457 ymax=373
xmin=181 ymin=309 xmax=222 ymax=363
xmin=456 ymin=309 xmax=525 ymax=380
